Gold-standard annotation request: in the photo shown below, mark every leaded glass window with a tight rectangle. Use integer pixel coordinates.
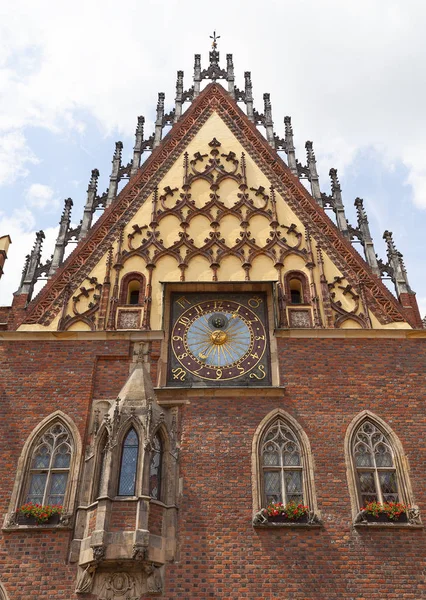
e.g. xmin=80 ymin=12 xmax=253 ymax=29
xmin=118 ymin=428 xmax=139 ymax=496
xmin=352 ymin=421 xmax=399 ymax=505
xmin=26 ymin=422 xmax=72 ymax=506
xmin=261 ymin=419 xmax=304 ymax=505
xmin=149 ymin=434 xmax=162 ymax=500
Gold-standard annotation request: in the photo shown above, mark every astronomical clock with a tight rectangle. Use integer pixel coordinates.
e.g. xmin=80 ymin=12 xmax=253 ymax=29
xmin=167 ymin=293 xmax=271 ymax=387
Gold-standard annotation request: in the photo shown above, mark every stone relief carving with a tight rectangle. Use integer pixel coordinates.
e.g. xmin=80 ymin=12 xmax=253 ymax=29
xmin=98 ymin=572 xmax=139 ymax=600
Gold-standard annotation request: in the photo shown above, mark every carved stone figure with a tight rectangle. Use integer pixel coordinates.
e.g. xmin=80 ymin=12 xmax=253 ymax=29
xmin=98 ymin=571 xmax=138 ymax=600
xmin=144 ymin=564 xmax=163 ymax=594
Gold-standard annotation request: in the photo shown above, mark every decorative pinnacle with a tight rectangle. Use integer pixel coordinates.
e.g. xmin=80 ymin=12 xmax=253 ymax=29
xmin=114 ymin=141 xmax=123 ymax=160
xmin=383 ymin=230 xmax=397 ymax=255
xmin=284 ymin=116 xmax=293 ymax=135
xmin=136 ymin=115 xmax=145 ymax=134
xmin=210 ymin=30 xmax=220 ymax=50
xmin=226 ymin=54 xmax=233 ymax=67
xmin=329 ymin=168 xmax=341 ymax=192
xmin=305 ymin=141 xmax=316 ymax=162
xmin=194 ymin=54 xmax=201 ymax=67
xmin=157 ymin=92 xmax=165 ymax=110
xmin=354 ymin=197 xmax=368 ymax=223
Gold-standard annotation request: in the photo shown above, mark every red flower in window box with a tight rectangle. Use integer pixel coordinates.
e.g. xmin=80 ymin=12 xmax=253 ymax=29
xmin=264 ymin=501 xmax=309 ymax=522
xmin=363 ymin=501 xmax=408 ymax=522
xmin=18 ymin=502 xmax=63 ymax=525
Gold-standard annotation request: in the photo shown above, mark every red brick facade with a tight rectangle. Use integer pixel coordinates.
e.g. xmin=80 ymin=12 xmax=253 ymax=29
xmin=1 ymin=336 xmax=425 ymax=599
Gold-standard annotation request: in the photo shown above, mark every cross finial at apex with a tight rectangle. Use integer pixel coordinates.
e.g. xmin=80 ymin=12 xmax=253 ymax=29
xmin=210 ymin=30 xmax=220 ymax=50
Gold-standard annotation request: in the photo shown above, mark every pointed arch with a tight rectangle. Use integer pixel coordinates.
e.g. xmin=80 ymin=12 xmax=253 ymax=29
xmin=7 ymin=411 xmax=82 ymax=521
xmin=118 ymin=426 xmax=140 ymax=497
xmin=252 ymin=408 xmax=318 ymax=514
xmin=345 ymin=410 xmax=415 ymax=516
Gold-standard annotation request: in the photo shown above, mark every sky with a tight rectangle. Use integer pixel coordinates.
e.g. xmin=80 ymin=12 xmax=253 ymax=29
xmin=0 ymin=0 xmax=425 ymax=320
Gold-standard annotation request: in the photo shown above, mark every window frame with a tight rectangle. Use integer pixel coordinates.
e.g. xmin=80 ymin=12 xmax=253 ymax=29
xmin=5 ymin=411 xmax=81 ymax=528
xmin=252 ymin=409 xmax=318 ymax=517
xmin=117 ymin=427 xmax=140 ymax=497
xmin=345 ymin=410 xmax=415 ymax=518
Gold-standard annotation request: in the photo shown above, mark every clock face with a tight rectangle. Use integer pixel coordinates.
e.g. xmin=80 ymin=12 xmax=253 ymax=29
xmin=168 ymin=293 xmax=271 ymax=387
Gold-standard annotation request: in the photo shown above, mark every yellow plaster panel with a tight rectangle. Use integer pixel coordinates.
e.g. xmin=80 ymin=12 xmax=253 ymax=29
xmin=151 ymin=255 xmax=181 ymax=329
xmin=67 ymin=320 xmax=92 ymax=332
xmin=186 ymin=215 xmax=212 ymax=247
xmin=184 ymin=255 xmax=212 ymax=282
xmin=219 ymin=215 xmax=242 ymax=247
xmin=120 ymin=254 xmax=148 ymax=276
xmin=249 ymin=215 xmax=273 ymax=247
xmin=159 ymin=215 xmax=183 ymax=248
xmin=250 ymin=255 xmax=277 ymax=281
xmin=217 ymin=255 xmax=243 ymax=280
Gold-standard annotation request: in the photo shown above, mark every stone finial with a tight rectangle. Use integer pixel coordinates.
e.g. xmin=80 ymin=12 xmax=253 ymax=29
xmin=17 ymin=230 xmax=45 ymax=297
xmin=153 ymin=92 xmax=165 ymax=148
xmin=49 ymin=198 xmax=73 ymax=277
xmin=284 ymin=116 xmax=297 ymax=176
xmin=383 ymin=230 xmax=411 ymax=294
xmin=329 ymin=168 xmax=341 ymax=192
xmin=263 ymin=93 xmax=274 ymax=147
xmin=130 ymin=116 xmax=145 ymax=177
xmin=329 ymin=168 xmax=349 ymax=239
xmin=354 ymin=198 xmax=380 ymax=276
xmin=244 ymin=71 xmax=254 ymax=122
xmin=305 ymin=141 xmax=322 ymax=206
xmin=80 ymin=168 xmax=100 ymax=239
xmin=174 ymin=71 xmax=184 ymax=122
xmin=226 ymin=54 xmax=235 ymax=98
xmin=106 ymin=142 xmax=123 ymax=207
xmin=193 ymin=54 xmax=201 ymax=97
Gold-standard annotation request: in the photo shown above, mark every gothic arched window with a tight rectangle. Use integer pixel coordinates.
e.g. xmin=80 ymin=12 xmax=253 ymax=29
xmin=25 ymin=422 xmax=72 ymax=506
xmin=118 ymin=428 xmax=139 ymax=496
xmin=149 ymin=433 xmax=163 ymax=500
xmin=261 ymin=419 xmax=304 ymax=505
xmin=345 ymin=411 xmax=415 ymax=515
xmin=352 ymin=420 xmax=399 ymax=505
xmin=252 ymin=409 xmax=318 ymax=516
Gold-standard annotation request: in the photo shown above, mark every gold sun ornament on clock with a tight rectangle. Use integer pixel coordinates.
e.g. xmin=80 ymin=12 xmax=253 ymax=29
xmin=169 ymin=294 xmax=270 ymax=385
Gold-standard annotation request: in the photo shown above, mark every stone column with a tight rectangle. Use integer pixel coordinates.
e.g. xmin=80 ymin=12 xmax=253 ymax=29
xmin=153 ymin=93 xmax=165 ymax=148
xmin=305 ymin=141 xmax=323 ymax=207
xmin=49 ymin=198 xmax=73 ymax=276
xmin=106 ymin=142 xmax=123 ymax=207
xmin=80 ymin=169 xmax=99 ymax=239
xmin=284 ymin=116 xmax=297 ymax=176
xmin=130 ymin=116 xmax=145 ymax=177
xmin=355 ymin=198 xmax=380 ymax=276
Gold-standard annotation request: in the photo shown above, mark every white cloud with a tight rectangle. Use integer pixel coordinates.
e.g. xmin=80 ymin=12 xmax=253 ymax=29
xmin=0 ymin=0 xmax=426 ymax=312
xmin=0 ymin=130 xmax=38 ymax=185
xmin=25 ymin=183 xmax=59 ymax=210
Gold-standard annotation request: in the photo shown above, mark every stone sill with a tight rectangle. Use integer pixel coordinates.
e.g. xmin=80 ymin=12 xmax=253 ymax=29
xmin=3 ymin=523 xmax=72 ymax=532
xmin=253 ymin=522 xmax=322 ymax=529
xmin=353 ymin=522 xmax=423 ymax=529
xmin=155 ymin=386 xmax=286 ymax=402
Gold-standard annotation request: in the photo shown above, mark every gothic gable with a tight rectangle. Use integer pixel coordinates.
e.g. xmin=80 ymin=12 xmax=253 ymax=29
xmin=18 ymin=83 xmax=409 ymax=331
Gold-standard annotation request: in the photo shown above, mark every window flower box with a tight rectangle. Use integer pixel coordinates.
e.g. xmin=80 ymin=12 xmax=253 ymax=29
xmin=265 ymin=501 xmax=310 ymax=522
xmin=17 ymin=503 xmax=63 ymax=525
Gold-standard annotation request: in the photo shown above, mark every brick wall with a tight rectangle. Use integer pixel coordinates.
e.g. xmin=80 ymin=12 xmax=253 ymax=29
xmin=0 ymin=337 xmax=425 ymax=599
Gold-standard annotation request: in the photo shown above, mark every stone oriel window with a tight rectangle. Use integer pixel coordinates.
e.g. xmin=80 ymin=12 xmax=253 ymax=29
xmin=149 ymin=433 xmax=163 ymax=500
xmin=118 ymin=428 xmax=139 ymax=496
xmin=252 ymin=409 xmax=318 ymax=514
xmin=345 ymin=411 xmax=416 ymax=515
xmin=5 ymin=411 xmax=81 ymax=528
